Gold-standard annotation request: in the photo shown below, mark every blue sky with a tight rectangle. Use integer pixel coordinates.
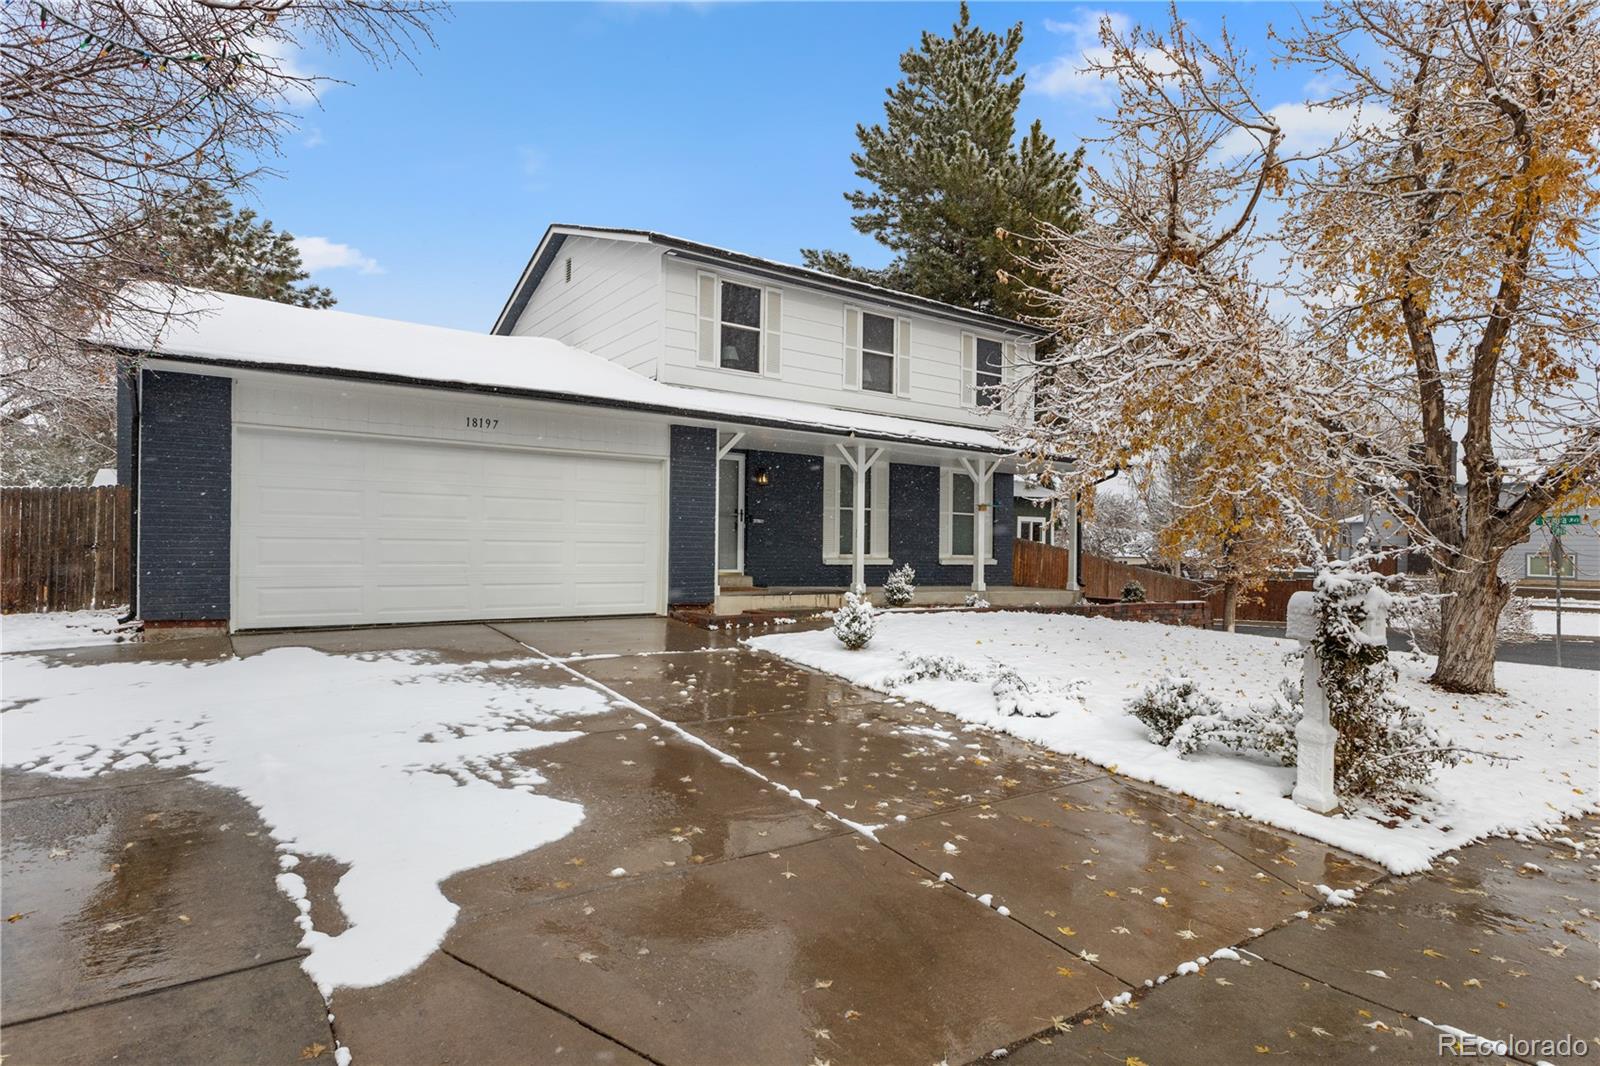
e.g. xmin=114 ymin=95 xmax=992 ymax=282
xmin=256 ymin=2 xmax=1310 ymax=332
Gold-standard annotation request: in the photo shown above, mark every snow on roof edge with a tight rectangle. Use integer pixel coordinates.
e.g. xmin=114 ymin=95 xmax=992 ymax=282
xmin=94 ymin=286 xmax=1017 ymax=455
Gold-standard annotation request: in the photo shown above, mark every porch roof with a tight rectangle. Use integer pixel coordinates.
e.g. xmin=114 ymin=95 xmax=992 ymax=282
xmin=96 ymin=286 xmax=1023 ymax=456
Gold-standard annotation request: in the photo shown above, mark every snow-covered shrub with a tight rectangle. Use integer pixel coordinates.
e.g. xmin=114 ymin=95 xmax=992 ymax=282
xmin=832 ymin=591 xmax=877 ymax=650
xmin=1392 ymin=576 xmax=1537 ymax=654
xmin=1120 ymin=580 xmax=1146 ymax=603
xmin=963 ymin=593 xmax=990 ymax=608
xmin=883 ymin=564 xmax=917 ymax=607
xmin=1312 ymin=561 xmax=1463 ymax=801
xmin=883 ymin=653 xmax=1083 ymax=718
xmin=1127 ymin=675 xmax=1220 ymax=745
xmin=1169 ymin=678 xmax=1300 ymax=760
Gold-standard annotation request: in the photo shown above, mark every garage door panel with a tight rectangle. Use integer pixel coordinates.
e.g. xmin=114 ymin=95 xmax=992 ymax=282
xmin=259 ymin=485 xmax=364 ymax=519
xmin=256 ymin=536 xmax=365 ymax=566
xmin=234 ymin=427 xmax=663 ymax=629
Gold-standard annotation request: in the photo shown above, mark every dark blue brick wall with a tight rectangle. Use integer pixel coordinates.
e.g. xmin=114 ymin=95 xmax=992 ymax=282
xmin=138 ymin=370 xmax=231 ymax=621
xmin=741 ymin=449 xmax=1012 ymax=588
xmin=668 ymin=425 xmax=716 ymax=605
xmin=115 ymin=360 xmax=135 ymax=487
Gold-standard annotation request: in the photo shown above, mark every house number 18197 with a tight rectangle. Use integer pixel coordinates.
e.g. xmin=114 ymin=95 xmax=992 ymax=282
xmin=465 ymin=416 xmax=500 ymax=430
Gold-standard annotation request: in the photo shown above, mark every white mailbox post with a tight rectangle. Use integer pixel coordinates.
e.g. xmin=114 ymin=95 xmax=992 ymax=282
xmin=1285 ymin=590 xmax=1339 ymax=813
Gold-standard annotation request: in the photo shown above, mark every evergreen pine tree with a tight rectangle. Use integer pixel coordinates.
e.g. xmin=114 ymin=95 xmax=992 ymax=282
xmin=129 ymin=183 xmax=336 ymax=308
xmin=805 ymin=3 xmax=1082 ymax=318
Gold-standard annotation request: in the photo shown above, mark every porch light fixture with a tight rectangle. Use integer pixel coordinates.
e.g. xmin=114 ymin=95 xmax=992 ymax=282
xmin=753 ymin=467 xmax=771 ymax=487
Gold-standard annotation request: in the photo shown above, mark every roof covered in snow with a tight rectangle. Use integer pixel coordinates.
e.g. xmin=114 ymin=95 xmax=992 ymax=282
xmin=491 ymin=224 xmax=1054 ymax=340
xmin=92 ymin=288 xmax=1015 ymax=453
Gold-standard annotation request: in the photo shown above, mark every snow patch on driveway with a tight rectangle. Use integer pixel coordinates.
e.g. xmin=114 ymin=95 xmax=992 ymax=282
xmin=751 ymin=612 xmax=1598 ymax=874
xmin=0 ymin=647 xmax=610 ymax=994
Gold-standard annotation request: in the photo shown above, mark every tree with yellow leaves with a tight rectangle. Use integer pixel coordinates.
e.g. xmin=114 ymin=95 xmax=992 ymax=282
xmin=1013 ymin=1 xmax=1599 ymax=693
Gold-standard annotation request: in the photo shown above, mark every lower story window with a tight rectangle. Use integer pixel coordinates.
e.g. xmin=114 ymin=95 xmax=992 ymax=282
xmin=1527 ymin=552 xmax=1576 ymax=578
xmin=1017 ymin=516 xmax=1050 ymax=544
xmin=940 ymin=466 xmax=996 ymax=564
xmin=823 ymin=458 xmax=891 ymax=563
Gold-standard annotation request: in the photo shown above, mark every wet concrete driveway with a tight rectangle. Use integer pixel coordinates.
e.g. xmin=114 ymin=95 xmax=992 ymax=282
xmin=3 ymin=617 xmax=1595 ymax=1065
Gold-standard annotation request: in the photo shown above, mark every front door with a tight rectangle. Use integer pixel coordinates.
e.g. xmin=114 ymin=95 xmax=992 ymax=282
xmin=717 ymin=455 xmax=745 ymax=572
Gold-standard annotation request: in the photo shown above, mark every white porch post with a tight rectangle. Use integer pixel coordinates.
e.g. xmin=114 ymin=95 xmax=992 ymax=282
xmin=834 ymin=443 xmax=883 ymax=594
xmin=1064 ymin=493 xmax=1080 ymax=590
xmin=959 ymin=457 xmax=1000 ymax=593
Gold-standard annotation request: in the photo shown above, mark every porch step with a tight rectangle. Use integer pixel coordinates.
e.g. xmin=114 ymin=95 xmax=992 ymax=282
xmin=718 ymin=573 xmax=756 ymax=590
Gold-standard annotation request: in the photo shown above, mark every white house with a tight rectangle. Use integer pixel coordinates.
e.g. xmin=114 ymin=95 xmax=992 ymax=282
xmin=107 ymin=225 xmax=1074 ymax=632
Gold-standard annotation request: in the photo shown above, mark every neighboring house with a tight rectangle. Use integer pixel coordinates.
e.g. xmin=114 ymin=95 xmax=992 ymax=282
xmin=107 ymin=225 xmax=1059 ymax=632
xmin=1338 ymin=506 xmax=1598 ymax=591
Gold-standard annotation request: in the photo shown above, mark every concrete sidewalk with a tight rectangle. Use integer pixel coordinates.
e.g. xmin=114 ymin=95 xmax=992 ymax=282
xmin=3 ymin=618 xmax=1593 ymax=1065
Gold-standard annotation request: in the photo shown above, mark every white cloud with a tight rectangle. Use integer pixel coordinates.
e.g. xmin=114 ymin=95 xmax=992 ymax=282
xmin=1216 ymin=101 xmax=1389 ymax=161
xmin=1031 ymin=10 xmax=1133 ymax=104
xmin=294 ymin=237 xmax=382 ymax=275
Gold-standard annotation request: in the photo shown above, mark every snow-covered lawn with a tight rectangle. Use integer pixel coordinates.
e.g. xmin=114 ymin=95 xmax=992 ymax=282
xmin=1528 ymin=607 xmax=1600 ymax=638
xmin=0 ymin=648 xmax=610 ymax=995
xmin=1 ymin=609 xmax=136 ymax=652
xmin=750 ymin=612 xmax=1598 ymax=874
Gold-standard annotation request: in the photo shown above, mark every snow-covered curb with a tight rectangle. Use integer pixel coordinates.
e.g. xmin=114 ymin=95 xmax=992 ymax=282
xmin=750 ymin=612 xmax=1598 ymax=874
xmin=1 ymin=609 xmax=136 ymax=652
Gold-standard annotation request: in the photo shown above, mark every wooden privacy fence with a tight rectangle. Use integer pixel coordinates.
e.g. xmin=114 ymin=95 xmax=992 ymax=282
xmin=1 ymin=486 xmax=131 ymax=613
xmin=1011 ymin=539 xmax=1073 ymax=590
xmin=1012 ymin=542 xmax=1212 ymax=604
xmin=1080 ymin=551 xmax=1208 ymax=603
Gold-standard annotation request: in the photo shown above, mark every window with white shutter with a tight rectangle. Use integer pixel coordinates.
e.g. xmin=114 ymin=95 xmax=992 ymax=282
xmin=696 ymin=272 xmax=718 ymax=366
xmin=843 ymin=308 xmax=862 ymax=389
xmin=822 ymin=457 xmax=891 ymax=563
xmin=895 ymin=318 xmax=913 ymax=397
xmin=762 ymin=288 xmax=783 ymax=376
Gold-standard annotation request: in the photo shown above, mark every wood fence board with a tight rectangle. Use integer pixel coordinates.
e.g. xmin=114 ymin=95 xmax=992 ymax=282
xmin=1 ymin=487 xmax=131 ymax=614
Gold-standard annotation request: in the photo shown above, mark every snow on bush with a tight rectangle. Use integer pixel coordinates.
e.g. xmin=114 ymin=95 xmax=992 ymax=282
xmin=1120 ymin=580 xmax=1146 ymax=603
xmin=1125 ymin=562 xmax=1465 ymax=803
xmin=883 ymin=653 xmax=1085 ymax=718
xmin=883 ymin=564 xmax=917 ymax=607
xmin=1392 ymin=576 xmax=1537 ymax=654
xmin=1127 ymin=675 xmax=1220 ymax=745
xmin=963 ymin=593 xmax=990 ymax=608
xmin=832 ymin=591 xmax=877 ymax=650
xmin=1312 ymin=562 xmax=1464 ymax=801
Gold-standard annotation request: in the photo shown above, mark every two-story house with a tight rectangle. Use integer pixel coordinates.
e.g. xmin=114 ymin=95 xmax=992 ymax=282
xmin=106 ymin=224 xmax=1065 ymax=632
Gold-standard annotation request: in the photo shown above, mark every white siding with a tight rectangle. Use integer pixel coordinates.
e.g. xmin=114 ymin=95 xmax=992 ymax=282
xmin=508 ymin=235 xmax=664 ymax=377
xmin=658 ymin=256 xmax=1021 ymax=429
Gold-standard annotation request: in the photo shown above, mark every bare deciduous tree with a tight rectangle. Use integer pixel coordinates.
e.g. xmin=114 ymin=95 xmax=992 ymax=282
xmin=1 ymin=0 xmax=438 ymax=466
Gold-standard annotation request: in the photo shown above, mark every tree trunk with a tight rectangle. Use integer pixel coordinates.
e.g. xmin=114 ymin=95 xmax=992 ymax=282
xmin=1222 ymin=578 xmax=1240 ymax=633
xmin=1432 ymin=562 xmax=1510 ymax=693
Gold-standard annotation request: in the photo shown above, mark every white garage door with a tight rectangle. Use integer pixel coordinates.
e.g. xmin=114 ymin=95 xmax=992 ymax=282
xmin=233 ymin=428 xmax=664 ymax=629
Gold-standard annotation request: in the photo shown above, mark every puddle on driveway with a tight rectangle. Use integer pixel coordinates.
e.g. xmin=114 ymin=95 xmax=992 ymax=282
xmin=1 ymin=771 xmax=310 ymax=1023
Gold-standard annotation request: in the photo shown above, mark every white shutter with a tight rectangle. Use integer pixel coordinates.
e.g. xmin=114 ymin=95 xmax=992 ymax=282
xmin=938 ymin=466 xmax=953 ymax=558
xmin=696 ymin=272 xmax=718 ymax=366
xmin=822 ymin=458 xmax=840 ymax=560
xmin=895 ymin=318 xmax=913 ymax=397
xmin=843 ymin=308 xmax=861 ymax=389
xmin=763 ymin=288 xmax=783 ymax=376
xmin=960 ymin=332 xmax=976 ymax=407
xmin=871 ymin=462 xmax=890 ymax=558
xmin=1002 ymin=341 xmax=1015 ymax=384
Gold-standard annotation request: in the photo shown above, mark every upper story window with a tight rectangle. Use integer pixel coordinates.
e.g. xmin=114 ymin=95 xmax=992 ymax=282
xmin=719 ymin=281 xmax=762 ymax=373
xmin=861 ymin=313 xmax=896 ymax=394
xmin=697 ymin=271 xmax=782 ymax=376
xmin=961 ymin=333 xmax=1010 ymax=410
xmin=976 ymin=337 xmax=1003 ymax=407
xmin=845 ymin=308 xmax=911 ymax=396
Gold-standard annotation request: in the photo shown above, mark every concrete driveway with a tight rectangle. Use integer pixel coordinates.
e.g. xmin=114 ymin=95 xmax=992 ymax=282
xmin=3 ymin=618 xmax=1593 ymax=1065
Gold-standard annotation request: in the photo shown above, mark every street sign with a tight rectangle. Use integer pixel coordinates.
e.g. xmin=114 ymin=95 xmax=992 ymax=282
xmin=1534 ymin=514 xmax=1582 ymax=526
